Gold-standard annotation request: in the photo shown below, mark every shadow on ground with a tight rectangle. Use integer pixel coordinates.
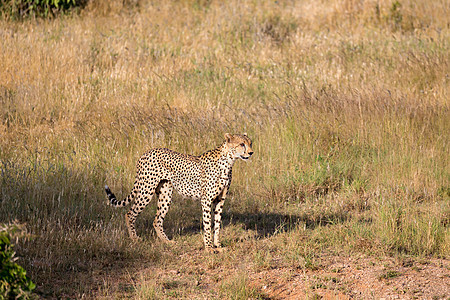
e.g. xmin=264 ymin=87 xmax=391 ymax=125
xmin=159 ymin=207 xmax=350 ymax=239
xmin=223 ymin=209 xmax=349 ymax=237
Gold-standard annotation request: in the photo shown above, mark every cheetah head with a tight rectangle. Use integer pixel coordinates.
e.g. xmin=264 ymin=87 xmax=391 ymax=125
xmin=224 ymin=133 xmax=254 ymax=160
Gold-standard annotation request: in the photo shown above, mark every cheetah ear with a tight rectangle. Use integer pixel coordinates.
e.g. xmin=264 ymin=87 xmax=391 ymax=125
xmin=243 ymin=132 xmax=248 ymax=137
xmin=224 ymin=133 xmax=232 ymax=143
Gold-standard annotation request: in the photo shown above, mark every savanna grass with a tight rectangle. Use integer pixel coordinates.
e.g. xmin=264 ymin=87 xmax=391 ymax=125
xmin=0 ymin=0 xmax=448 ymax=297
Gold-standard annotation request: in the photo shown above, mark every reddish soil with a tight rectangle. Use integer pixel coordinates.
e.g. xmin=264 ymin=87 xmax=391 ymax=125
xmin=94 ymin=247 xmax=449 ymax=299
xmin=251 ymin=254 xmax=449 ymax=299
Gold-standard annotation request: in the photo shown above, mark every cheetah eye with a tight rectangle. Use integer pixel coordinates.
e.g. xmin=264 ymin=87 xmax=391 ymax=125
xmin=240 ymin=143 xmax=245 ymax=147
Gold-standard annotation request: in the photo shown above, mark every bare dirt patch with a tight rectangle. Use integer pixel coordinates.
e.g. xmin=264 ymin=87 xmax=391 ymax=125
xmin=98 ymin=243 xmax=449 ymax=299
xmin=250 ymin=254 xmax=449 ymax=299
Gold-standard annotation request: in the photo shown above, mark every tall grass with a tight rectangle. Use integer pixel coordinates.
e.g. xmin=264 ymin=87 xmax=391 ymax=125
xmin=0 ymin=0 xmax=448 ymax=297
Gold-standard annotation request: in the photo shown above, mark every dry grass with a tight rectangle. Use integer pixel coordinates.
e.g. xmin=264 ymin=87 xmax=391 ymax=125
xmin=0 ymin=0 xmax=448 ymax=298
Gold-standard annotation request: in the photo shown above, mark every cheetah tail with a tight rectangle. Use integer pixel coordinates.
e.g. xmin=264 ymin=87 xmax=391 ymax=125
xmin=105 ymin=185 xmax=134 ymax=207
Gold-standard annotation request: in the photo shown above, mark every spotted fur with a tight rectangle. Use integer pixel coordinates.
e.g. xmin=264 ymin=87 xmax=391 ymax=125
xmin=105 ymin=133 xmax=253 ymax=251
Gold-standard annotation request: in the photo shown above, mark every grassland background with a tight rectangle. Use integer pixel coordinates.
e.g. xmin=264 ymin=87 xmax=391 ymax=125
xmin=0 ymin=0 xmax=448 ymax=298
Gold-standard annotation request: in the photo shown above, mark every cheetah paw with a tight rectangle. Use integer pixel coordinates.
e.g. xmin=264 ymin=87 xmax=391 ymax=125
xmin=205 ymin=246 xmax=225 ymax=254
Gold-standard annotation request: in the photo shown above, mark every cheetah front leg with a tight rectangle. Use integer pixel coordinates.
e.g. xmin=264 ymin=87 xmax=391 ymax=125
xmin=212 ymin=198 xmax=225 ymax=251
xmin=212 ymin=182 xmax=230 ymax=250
xmin=212 ymin=196 xmax=226 ymax=249
xmin=201 ymin=197 xmax=215 ymax=251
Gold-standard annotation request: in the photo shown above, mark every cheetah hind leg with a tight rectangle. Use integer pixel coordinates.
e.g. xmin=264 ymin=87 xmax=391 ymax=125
xmin=125 ymin=178 xmax=159 ymax=240
xmin=125 ymin=212 xmax=141 ymax=241
xmin=153 ymin=180 xmax=174 ymax=243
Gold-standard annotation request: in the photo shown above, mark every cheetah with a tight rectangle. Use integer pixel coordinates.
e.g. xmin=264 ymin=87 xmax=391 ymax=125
xmin=105 ymin=133 xmax=253 ymax=252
